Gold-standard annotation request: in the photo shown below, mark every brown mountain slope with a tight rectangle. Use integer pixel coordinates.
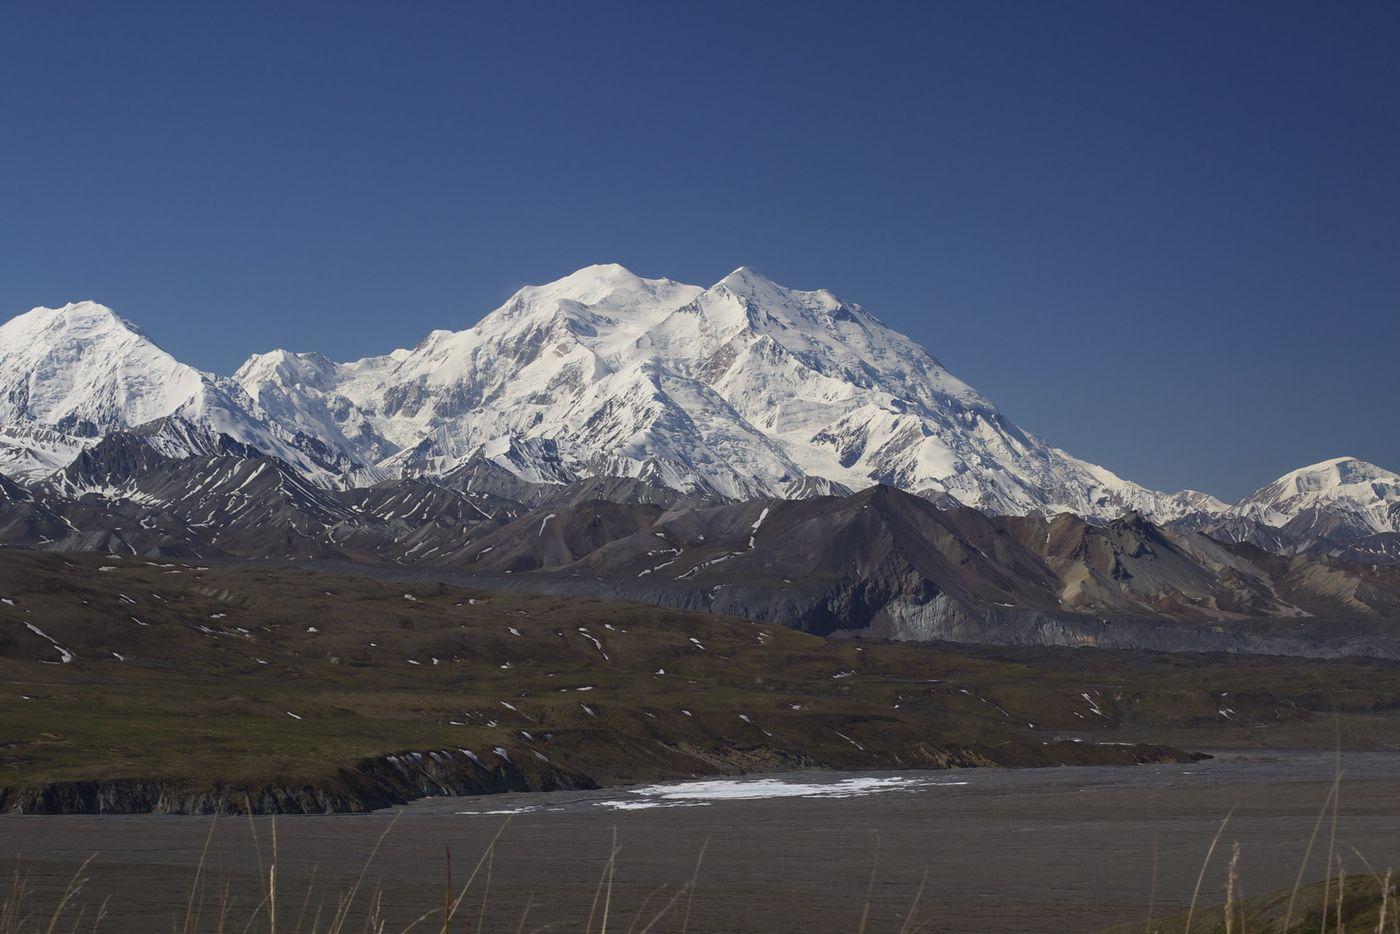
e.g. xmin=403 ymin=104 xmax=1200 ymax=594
xmin=428 ymin=487 xmax=1400 ymax=655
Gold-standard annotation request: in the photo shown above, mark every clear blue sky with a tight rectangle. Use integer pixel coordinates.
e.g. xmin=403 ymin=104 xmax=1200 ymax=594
xmin=3 ymin=2 xmax=1396 ymax=501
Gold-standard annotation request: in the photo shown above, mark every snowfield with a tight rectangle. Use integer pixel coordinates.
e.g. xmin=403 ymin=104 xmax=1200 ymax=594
xmin=1 ymin=266 xmax=1393 ymax=535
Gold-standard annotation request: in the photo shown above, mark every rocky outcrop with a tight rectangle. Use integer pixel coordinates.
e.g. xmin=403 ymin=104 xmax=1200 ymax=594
xmin=0 ymin=747 xmax=594 ymax=816
xmin=0 ymin=739 xmax=1203 ymax=816
xmin=296 ymin=559 xmax=1400 ymax=661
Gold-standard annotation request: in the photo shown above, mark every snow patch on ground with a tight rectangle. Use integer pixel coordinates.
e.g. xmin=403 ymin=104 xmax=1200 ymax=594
xmin=608 ymin=775 xmax=969 ymax=806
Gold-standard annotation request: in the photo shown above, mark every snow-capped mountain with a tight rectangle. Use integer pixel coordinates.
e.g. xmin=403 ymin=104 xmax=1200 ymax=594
xmin=231 ymin=263 xmax=1204 ymax=519
xmin=6 ymin=269 xmax=1390 ymax=539
xmin=0 ymin=302 xmax=349 ymax=483
xmin=1161 ymin=457 xmax=1400 ymax=565
xmin=1230 ymin=457 xmax=1400 ymax=537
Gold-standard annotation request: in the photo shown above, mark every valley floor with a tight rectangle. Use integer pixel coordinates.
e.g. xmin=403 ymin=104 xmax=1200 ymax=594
xmin=4 ymin=549 xmax=1400 ymax=813
xmin=3 ymin=751 xmax=1397 ymax=932
xmin=5 ymin=550 xmax=1400 ymax=929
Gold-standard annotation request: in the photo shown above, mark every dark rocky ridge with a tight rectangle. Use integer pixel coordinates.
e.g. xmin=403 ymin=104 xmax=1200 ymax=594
xmin=4 ymin=430 xmax=1400 ymax=658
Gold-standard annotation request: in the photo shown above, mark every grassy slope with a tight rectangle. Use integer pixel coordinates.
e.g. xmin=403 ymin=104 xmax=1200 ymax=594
xmin=2 ymin=550 xmax=1400 ymax=798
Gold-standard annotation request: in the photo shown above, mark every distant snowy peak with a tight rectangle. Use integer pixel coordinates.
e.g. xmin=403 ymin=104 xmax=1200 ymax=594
xmin=1166 ymin=489 xmax=1233 ymax=516
xmin=1231 ymin=457 xmax=1400 ymax=534
xmin=0 ymin=302 xmax=206 ymax=480
xmin=0 ymin=301 xmax=350 ymax=484
xmin=1043 ymin=452 xmax=1229 ymax=524
xmin=0 ymin=301 xmax=205 ymax=434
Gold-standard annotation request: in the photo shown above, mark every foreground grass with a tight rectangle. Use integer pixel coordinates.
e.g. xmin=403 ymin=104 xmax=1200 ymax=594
xmin=3 ymin=810 xmax=1396 ymax=934
xmin=0 ymin=816 xmax=938 ymax=934
xmin=1109 ymin=766 xmax=1399 ymax=934
xmin=1142 ymin=874 xmax=1398 ymax=933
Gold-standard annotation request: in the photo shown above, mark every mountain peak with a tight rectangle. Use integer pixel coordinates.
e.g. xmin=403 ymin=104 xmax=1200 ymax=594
xmin=13 ymin=269 xmax=1388 ymax=539
xmin=46 ymin=299 xmax=123 ymax=318
xmin=1231 ymin=455 xmax=1400 ymax=534
xmin=0 ymin=301 xmax=206 ymax=434
xmin=551 ymin=262 xmax=642 ymax=289
xmin=524 ymin=262 xmax=648 ymax=299
xmin=1272 ymin=456 xmax=1395 ymax=491
xmin=6 ymin=300 xmax=148 ymax=342
xmin=234 ymin=348 xmax=340 ymax=391
xmin=496 ymin=264 xmax=701 ymax=324
xmin=577 ymin=261 xmax=637 ymax=277
xmin=711 ymin=267 xmax=848 ymax=325
xmin=715 ymin=266 xmax=789 ymax=302
xmin=719 ymin=265 xmax=771 ymax=285
xmin=1288 ymin=455 xmax=1368 ymax=474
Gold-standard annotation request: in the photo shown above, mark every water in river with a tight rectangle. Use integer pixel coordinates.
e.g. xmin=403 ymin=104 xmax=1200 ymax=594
xmin=4 ymin=750 xmax=1397 ymax=932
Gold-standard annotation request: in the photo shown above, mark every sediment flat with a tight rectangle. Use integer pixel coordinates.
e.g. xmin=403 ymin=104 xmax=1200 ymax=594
xmin=4 ymin=750 xmax=1396 ymax=932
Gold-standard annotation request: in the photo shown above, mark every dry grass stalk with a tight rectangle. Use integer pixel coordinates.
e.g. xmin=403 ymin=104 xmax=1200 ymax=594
xmin=623 ymin=884 xmax=667 ymax=934
xmin=679 ymin=838 xmax=709 ymax=934
xmin=514 ymin=894 xmax=534 ymax=934
xmin=600 ymin=827 xmax=618 ymax=934
xmin=1322 ymin=745 xmax=1344 ymax=934
xmin=441 ymin=816 xmax=511 ymax=928
xmin=897 ymin=867 xmax=929 ymax=934
xmin=585 ymin=828 xmax=620 ymax=934
xmin=16 ymin=797 xmax=1400 ymax=934
xmin=327 ymin=810 xmax=404 ymax=934
xmin=1377 ymin=869 xmax=1393 ymax=934
xmin=41 ymin=853 xmax=96 ymax=934
xmin=1335 ymin=856 xmax=1346 ymax=934
xmin=1225 ymin=842 xmax=1240 ymax=934
xmin=1 ymin=864 xmax=35 ymax=934
xmin=1185 ymin=807 xmax=1236 ymax=934
xmin=857 ymin=831 xmax=881 ymax=934
xmin=291 ymin=866 xmax=320 ymax=934
xmin=441 ymin=847 xmax=452 ymax=934
xmin=478 ymin=844 xmax=494 ymax=933
xmin=1286 ymin=775 xmax=1342 ymax=932
xmin=637 ymin=887 xmax=687 ymax=934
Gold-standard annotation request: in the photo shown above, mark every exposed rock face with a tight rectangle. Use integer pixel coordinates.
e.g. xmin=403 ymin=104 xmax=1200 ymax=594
xmin=0 ymin=747 xmax=596 ymax=815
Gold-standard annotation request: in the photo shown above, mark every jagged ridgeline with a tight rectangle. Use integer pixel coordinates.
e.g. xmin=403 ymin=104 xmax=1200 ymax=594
xmin=3 ymin=442 xmax=1400 ymax=657
xmin=0 ymin=264 xmax=1251 ymax=515
xmin=1 ymin=266 xmax=1399 ymax=655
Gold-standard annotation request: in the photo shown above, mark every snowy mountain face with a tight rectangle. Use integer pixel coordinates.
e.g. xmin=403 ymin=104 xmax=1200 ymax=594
xmin=0 ymin=302 xmax=349 ymax=483
xmin=2 ymin=271 xmax=1391 ymax=542
xmin=1229 ymin=457 xmax=1400 ymax=537
xmin=0 ymin=302 xmax=204 ymax=433
xmin=230 ymin=264 xmax=1202 ymax=519
xmin=1157 ymin=457 xmax=1400 ymax=565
